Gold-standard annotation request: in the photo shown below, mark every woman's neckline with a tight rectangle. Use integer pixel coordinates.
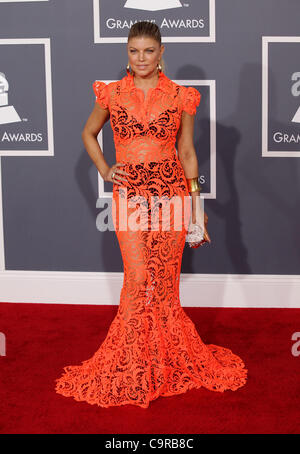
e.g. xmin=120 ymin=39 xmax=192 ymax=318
xmin=128 ymin=70 xmax=165 ymax=95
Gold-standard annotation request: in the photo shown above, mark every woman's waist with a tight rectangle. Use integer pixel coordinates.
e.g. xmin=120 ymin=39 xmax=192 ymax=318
xmin=113 ymin=158 xmax=188 ymax=194
xmin=119 ymin=158 xmax=184 ymax=178
xmin=115 ymin=143 xmax=177 ymax=163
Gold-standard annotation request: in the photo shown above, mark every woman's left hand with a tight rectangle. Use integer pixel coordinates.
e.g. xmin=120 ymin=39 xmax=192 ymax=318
xmin=189 ymin=211 xmax=211 ymax=248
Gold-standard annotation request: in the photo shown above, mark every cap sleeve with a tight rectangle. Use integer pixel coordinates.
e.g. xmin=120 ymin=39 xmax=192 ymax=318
xmin=181 ymin=86 xmax=201 ymax=115
xmin=92 ymin=80 xmax=109 ymax=110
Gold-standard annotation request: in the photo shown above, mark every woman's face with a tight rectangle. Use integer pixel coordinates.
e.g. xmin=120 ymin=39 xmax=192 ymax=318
xmin=127 ymin=36 xmax=164 ymax=78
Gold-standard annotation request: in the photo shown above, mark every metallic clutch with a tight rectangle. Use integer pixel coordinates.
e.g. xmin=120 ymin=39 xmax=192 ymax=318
xmin=186 ymin=221 xmax=211 ymax=248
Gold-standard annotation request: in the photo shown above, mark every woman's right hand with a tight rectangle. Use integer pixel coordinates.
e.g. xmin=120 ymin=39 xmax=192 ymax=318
xmin=103 ymin=162 xmax=130 ymax=185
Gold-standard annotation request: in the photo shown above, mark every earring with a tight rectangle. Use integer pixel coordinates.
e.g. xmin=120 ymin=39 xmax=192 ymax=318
xmin=126 ymin=63 xmax=134 ymax=75
xmin=157 ymin=62 xmax=162 ymax=73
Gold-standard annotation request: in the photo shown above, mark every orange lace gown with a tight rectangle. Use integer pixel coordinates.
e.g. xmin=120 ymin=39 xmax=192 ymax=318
xmin=54 ymin=71 xmax=248 ymax=408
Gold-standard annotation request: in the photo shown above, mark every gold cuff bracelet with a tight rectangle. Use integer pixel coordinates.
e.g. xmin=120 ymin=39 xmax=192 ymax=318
xmin=187 ymin=177 xmax=202 ymax=193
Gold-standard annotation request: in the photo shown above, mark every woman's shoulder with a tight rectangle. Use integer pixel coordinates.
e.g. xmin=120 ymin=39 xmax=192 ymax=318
xmin=93 ymin=79 xmax=118 ymax=92
xmin=162 ymin=76 xmax=202 ymax=115
xmin=168 ymin=78 xmax=197 ymax=96
xmin=159 ymin=73 xmax=200 ymax=101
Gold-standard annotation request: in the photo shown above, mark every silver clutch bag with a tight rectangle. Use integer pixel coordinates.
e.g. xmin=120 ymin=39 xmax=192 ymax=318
xmin=186 ymin=221 xmax=211 ymax=248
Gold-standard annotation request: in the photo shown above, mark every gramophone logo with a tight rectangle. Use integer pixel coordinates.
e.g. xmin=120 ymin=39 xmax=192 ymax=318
xmin=291 ymin=72 xmax=300 ymax=123
xmin=0 ymin=72 xmax=21 ymax=125
xmin=292 ymin=107 xmax=300 ymax=123
xmin=124 ymin=0 xmax=182 ymax=11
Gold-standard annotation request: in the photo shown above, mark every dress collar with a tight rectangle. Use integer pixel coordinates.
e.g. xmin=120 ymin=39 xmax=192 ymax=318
xmin=120 ymin=70 xmax=171 ymax=93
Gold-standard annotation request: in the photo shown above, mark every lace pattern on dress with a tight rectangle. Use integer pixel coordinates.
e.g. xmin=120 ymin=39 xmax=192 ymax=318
xmin=93 ymin=80 xmax=109 ymax=110
xmin=54 ymin=73 xmax=248 ymax=409
xmin=181 ymin=86 xmax=201 ymax=115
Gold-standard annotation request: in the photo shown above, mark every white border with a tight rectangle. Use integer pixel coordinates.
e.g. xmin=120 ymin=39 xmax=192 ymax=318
xmin=97 ymin=79 xmax=216 ymax=200
xmin=1 ymin=270 xmax=300 ymax=308
xmin=94 ymin=0 xmax=216 ymax=43
xmin=262 ymin=36 xmax=300 ymax=157
xmin=0 ymin=38 xmax=54 ymax=156
xmin=175 ymin=79 xmax=216 ymax=199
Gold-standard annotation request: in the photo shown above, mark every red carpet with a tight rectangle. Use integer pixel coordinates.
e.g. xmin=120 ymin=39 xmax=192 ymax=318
xmin=0 ymin=302 xmax=299 ymax=434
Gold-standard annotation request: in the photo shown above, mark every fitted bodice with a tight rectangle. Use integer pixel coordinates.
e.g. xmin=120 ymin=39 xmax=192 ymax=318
xmin=93 ymin=71 xmax=201 ymax=163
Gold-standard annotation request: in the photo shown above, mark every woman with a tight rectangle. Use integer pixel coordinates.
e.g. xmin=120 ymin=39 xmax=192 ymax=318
xmin=55 ymin=21 xmax=247 ymax=409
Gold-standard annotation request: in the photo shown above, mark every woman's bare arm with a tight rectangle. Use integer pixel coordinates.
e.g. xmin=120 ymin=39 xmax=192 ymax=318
xmin=177 ymin=110 xmax=198 ymax=175
xmin=82 ymin=103 xmax=130 ymax=185
xmin=81 ymin=104 xmax=111 ymax=179
xmin=177 ymin=111 xmax=201 ymax=223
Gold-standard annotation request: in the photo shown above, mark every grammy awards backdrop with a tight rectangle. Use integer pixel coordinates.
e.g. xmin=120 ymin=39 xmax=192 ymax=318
xmin=0 ymin=0 xmax=300 ymax=308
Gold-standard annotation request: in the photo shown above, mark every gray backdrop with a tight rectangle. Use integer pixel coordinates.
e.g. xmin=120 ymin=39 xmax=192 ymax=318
xmin=0 ymin=0 xmax=300 ymax=276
